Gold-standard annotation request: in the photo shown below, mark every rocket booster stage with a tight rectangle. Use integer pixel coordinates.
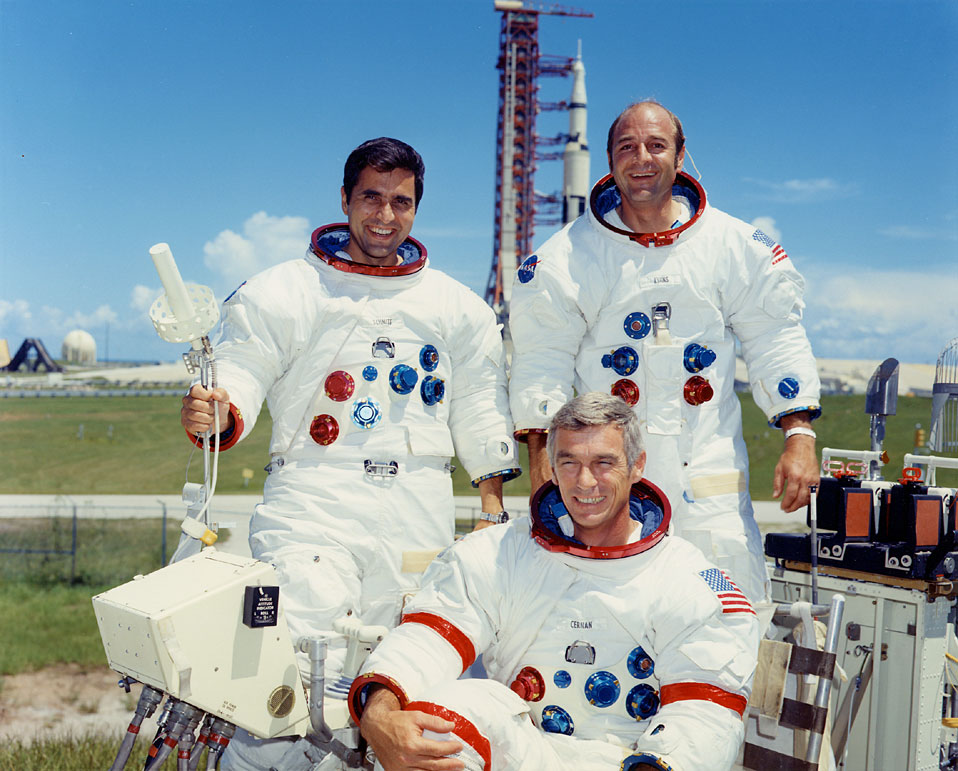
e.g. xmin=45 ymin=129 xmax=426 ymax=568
xmin=562 ymin=47 xmax=590 ymax=225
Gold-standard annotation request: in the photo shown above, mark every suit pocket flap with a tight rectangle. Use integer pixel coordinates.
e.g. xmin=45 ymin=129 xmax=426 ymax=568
xmin=407 ymin=423 xmax=455 ymax=457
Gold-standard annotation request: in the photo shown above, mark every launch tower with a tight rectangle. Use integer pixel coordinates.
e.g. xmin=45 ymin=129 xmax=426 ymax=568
xmin=485 ymin=0 xmax=592 ymax=320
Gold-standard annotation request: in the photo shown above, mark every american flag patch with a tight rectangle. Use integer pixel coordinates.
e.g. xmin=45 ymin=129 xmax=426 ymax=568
xmin=699 ymin=568 xmax=756 ymax=615
xmin=751 ymin=229 xmax=789 ymax=266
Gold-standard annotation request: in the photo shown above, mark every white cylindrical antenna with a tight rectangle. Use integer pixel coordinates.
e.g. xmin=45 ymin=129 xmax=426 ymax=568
xmin=148 ymin=242 xmax=219 ymax=348
xmin=150 ymin=243 xmax=195 ymax=325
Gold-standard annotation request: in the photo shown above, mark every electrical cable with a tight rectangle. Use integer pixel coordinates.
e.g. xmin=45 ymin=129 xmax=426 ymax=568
xmin=839 ymin=648 xmax=871 ymax=770
xmin=191 ymin=352 xmax=220 ymax=530
xmin=943 ymin=652 xmax=958 ymax=728
xmin=685 ymin=148 xmax=703 ymax=181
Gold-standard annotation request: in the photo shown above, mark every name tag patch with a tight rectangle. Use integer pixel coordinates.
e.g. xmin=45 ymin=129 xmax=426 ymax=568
xmin=640 ymin=274 xmax=682 ymax=289
xmin=554 ymin=617 xmax=608 ymax=632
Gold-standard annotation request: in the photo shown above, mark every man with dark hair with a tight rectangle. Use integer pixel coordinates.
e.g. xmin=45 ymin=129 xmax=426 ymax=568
xmin=510 ymin=101 xmax=821 ymax=604
xmin=351 ymin=392 xmax=758 ymax=771
xmin=342 ymin=137 xmax=426 ymax=209
xmin=181 ymin=137 xmax=520 ymax=769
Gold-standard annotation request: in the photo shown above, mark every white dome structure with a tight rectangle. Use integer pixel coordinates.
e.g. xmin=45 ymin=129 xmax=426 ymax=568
xmin=62 ymin=329 xmax=97 ymax=365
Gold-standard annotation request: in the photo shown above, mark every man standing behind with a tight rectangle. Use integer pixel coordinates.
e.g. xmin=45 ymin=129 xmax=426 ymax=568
xmin=181 ymin=137 xmax=520 ymax=769
xmin=351 ymin=393 xmax=758 ymax=771
xmin=509 ymin=101 xmax=820 ymax=602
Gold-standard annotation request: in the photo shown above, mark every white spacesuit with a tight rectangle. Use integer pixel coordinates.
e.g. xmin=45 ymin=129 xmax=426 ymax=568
xmin=349 ymin=480 xmax=759 ymax=771
xmin=201 ymin=225 xmax=519 ymax=768
xmin=509 ymin=172 xmax=820 ymax=602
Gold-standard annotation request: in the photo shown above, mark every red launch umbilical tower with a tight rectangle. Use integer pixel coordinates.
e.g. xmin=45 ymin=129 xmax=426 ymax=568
xmin=485 ymin=1 xmax=592 ymax=320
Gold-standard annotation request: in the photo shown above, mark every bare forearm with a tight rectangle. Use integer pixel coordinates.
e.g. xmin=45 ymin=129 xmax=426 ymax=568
xmin=526 ymin=433 xmax=552 ymax=501
xmin=477 ymin=476 xmax=503 ymax=513
xmin=774 ymin=410 xmax=819 ymax=511
xmin=779 ymin=410 xmax=813 ymax=431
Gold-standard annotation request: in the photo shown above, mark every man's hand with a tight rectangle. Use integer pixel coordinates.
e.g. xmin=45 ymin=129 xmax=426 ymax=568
xmin=526 ymin=433 xmax=552 ymax=503
xmin=773 ymin=412 xmax=818 ymax=512
xmin=360 ymin=688 xmax=465 ymax=770
xmin=181 ymin=384 xmax=232 ymax=436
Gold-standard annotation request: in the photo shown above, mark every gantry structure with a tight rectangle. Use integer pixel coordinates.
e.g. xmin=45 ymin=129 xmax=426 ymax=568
xmin=485 ymin=1 xmax=592 ymax=320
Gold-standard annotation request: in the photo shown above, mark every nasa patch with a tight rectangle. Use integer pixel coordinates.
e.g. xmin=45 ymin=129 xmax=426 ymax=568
xmin=517 ymin=255 xmax=539 ymax=284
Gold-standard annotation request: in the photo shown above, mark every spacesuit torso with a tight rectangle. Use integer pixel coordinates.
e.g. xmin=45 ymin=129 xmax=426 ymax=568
xmin=509 ymin=173 xmax=821 ymax=600
xmin=351 ymin=481 xmax=759 ymax=771
xmin=213 ymin=224 xmax=518 ymax=479
xmin=205 ymin=224 xmax=519 ymax=683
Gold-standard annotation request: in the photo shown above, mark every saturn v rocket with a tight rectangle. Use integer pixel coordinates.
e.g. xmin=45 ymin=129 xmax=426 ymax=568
xmin=562 ymin=48 xmax=590 ymax=225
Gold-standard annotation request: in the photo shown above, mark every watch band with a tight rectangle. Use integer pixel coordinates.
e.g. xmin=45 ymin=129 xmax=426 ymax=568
xmin=783 ymin=427 xmax=817 ymax=441
xmin=479 ymin=510 xmax=510 ymax=524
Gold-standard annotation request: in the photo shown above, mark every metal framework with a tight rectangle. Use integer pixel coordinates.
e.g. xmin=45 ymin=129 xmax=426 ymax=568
xmin=930 ymin=337 xmax=958 ymax=454
xmin=485 ymin=1 xmax=591 ymax=318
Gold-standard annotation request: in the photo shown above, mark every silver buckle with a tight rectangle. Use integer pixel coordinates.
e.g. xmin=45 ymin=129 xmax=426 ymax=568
xmin=364 ymin=460 xmax=398 ymax=477
xmin=371 ymin=337 xmax=395 ymax=359
xmin=264 ymin=456 xmax=286 ymax=474
xmin=651 ymin=302 xmax=671 ymax=336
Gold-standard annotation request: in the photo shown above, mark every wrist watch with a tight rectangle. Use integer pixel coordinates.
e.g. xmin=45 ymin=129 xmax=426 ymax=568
xmin=479 ymin=510 xmax=510 ymax=524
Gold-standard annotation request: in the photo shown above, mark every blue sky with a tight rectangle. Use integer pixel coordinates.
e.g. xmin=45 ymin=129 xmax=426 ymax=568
xmin=2 ymin=0 xmax=956 ymax=365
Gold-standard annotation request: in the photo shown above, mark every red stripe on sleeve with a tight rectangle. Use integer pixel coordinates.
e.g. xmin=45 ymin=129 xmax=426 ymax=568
xmin=347 ymin=673 xmax=408 ymax=726
xmin=660 ymin=682 xmax=748 ymax=716
xmin=406 ymin=701 xmax=491 ymax=771
xmin=513 ymin=428 xmax=547 ymax=443
xmin=401 ymin=612 xmax=476 ymax=674
xmin=186 ymin=402 xmax=244 ymax=451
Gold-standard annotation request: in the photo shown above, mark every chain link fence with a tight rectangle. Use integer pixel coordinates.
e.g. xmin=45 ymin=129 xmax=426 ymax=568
xmin=0 ymin=497 xmax=532 ymax=586
xmin=0 ymin=503 xmax=180 ymax=586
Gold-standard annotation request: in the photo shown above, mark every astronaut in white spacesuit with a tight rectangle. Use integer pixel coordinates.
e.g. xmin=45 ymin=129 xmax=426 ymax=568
xmin=180 ymin=137 xmax=520 ymax=769
xmin=509 ymin=101 xmax=821 ymax=603
xmin=351 ymin=393 xmax=759 ymax=771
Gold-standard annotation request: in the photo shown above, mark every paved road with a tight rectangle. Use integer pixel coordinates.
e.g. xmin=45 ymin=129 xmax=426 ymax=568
xmin=0 ymin=493 xmax=802 ymax=559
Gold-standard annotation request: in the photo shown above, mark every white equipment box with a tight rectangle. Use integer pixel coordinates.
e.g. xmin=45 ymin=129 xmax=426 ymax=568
xmin=93 ymin=549 xmax=311 ymax=738
xmin=770 ymin=566 xmax=955 ymax=771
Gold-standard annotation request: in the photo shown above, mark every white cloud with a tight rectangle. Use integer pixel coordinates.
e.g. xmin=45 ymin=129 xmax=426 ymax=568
xmin=803 ymin=267 xmax=958 ymax=364
xmin=750 ymin=216 xmax=781 ymax=242
xmin=203 ymin=211 xmax=311 ymax=290
xmin=1 ymin=296 xmax=173 ymax=363
xmin=79 ymin=304 xmax=118 ymax=328
xmin=744 ymin=177 xmax=857 ymax=203
xmin=130 ymin=284 xmax=162 ymax=313
xmin=877 ymin=225 xmax=958 ymax=241
xmin=0 ymin=298 xmax=32 ymax=327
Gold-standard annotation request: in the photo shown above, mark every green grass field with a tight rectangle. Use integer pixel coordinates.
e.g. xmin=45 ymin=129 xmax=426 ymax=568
xmin=0 ymin=391 xmax=954 ymax=683
xmin=0 ymin=394 xmax=522 ymax=497
xmin=0 ymin=735 xmax=214 ymax=771
xmin=0 ymin=583 xmax=114 ymax=674
xmin=740 ymin=392 xmax=957 ymax=495
xmin=0 ymin=392 xmax=952 ymax=498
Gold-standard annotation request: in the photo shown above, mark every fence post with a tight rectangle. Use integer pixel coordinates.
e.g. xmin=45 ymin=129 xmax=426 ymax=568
xmin=70 ymin=504 xmax=78 ymax=583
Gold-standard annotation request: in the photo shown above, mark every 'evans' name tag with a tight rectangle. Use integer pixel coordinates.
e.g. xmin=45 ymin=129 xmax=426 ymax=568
xmin=639 ymin=274 xmax=682 ymax=289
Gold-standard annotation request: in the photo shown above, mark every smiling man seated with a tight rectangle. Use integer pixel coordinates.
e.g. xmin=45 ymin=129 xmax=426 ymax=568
xmin=349 ymin=393 xmax=760 ymax=771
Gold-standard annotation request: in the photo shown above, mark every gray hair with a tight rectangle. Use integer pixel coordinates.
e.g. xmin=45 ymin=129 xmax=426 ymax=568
xmin=546 ymin=392 xmax=645 ymax=470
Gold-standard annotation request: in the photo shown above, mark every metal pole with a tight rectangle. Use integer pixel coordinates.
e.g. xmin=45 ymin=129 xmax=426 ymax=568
xmin=159 ymin=501 xmax=168 ymax=566
xmin=809 ymin=484 xmax=819 ymax=605
xmin=806 ymin=593 xmax=844 ymax=763
xmin=70 ymin=504 xmax=78 ymax=583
